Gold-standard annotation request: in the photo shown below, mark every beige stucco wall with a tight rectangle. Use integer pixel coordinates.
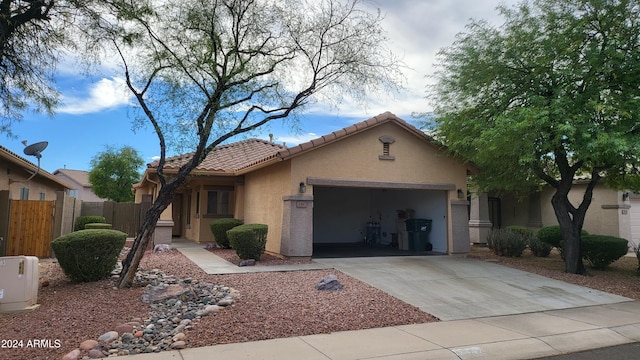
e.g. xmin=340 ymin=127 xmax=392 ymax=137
xmin=0 ymin=161 xmax=67 ymax=200
xmin=499 ymin=183 xmax=628 ymax=239
xmin=243 ymin=161 xmax=291 ymax=254
xmin=287 ymin=122 xmax=469 ymax=252
xmin=289 ymin=122 xmax=468 ymax=192
xmin=540 ymin=183 xmax=626 ymax=237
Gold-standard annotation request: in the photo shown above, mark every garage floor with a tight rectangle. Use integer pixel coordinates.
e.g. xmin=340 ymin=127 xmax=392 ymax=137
xmin=312 ymin=242 xmax=443 ymax=258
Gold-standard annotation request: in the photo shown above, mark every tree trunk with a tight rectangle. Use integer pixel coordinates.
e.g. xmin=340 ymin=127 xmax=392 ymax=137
xmin=551 ymin=184 xmax=586 ymax=275
xmin=117 ymin=180 xmax=180 ymax=288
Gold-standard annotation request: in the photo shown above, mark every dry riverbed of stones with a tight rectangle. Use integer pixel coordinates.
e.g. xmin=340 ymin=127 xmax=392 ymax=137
xmin=61 ymin=268 xmax=239 ymax=360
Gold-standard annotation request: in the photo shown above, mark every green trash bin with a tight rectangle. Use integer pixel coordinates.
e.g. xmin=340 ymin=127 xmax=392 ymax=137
xmin=405 ymin=219 xmax=432 ymax=251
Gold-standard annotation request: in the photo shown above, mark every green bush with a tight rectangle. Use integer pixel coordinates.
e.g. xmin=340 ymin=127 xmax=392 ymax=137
xmin=581 ymin=235 xmax=629 ymax=269
xmin=529 ymin=236 xmax=553 ymax=257
xmin=536 ymin=225 xmax=589 ymax=259
xmin=227 ymin=224 xmax=268 ymax=260
xmin=536 ymin=225 xmax=563 ymax=248
xmin=209 ymin=218 xmax=244 ymax=248
xmin=85 ymin=223 xmax=113 ymax=229
xmin=51 ymin=229 xmax=126 ymax=282
xmin=487 ymin=228 xmax=527 ymax=257
xmin=75 ymin=216 xmax=107 ymax=231
xmin=504 ymin=226 xmax=535 ymax=237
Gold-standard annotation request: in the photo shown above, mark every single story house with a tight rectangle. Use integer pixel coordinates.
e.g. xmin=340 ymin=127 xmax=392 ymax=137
xmin=133 ymin=112 xmax=477 ymax=257
xmin=470 ymin=180 xmax=640 ymax=247
xmin=0 ymin=145 xmax=72 ymax=201
xmin=53 ymin=168 xmax=107 ymax=202
xmin=0 ymin=145 xmax=74 ymax=256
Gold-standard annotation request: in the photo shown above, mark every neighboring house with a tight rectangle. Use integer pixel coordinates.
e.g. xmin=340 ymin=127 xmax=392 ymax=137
xmin=0 ymin=145 xmax=74 ymax=256
xmin=53 ymin=168 xmax=107 ymax=202
xmin=470 ymin=180 xmax=640 ymax=247
xmin=0 ymin=146 xmax=72 ymax=201
xmin=133 ymin=112 xmax=477 ymax=257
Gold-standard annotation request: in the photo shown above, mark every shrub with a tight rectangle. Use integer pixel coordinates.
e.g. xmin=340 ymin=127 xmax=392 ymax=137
xmin=529 ymin=236 xmax=553 ymax=257
xmin=75 ymin=216 xmax=107 ymax=231
xmin=504 ymin=226 xmax=535 ymax=237
xmin=536 ymin=225 xmax=589 ymax=259
xmin=209 ymin=218 xmax=244 ymax=248
xmin=85 ymin=223 xmax=113 ymax=229
xmin=227 ymin=224 xmax=268 ymax=261
xmin=536 ymin=225 xmax=563 ymax=248
xmin=581 ymin=235 xmax=629 ymax=269
xmin=487 ymin=228 xmax=527 ymax=257
xmin=51 ymin=229 xmax=127 ymax=282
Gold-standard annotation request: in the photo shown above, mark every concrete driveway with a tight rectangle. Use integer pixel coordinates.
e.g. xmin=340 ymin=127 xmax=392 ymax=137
xmin=314 ymin=256 xmax=632 ymax=321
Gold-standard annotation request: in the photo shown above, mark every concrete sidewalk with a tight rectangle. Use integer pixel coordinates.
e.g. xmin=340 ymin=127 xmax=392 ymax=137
xmin=121 ymin=241 xmax=640 ymax=359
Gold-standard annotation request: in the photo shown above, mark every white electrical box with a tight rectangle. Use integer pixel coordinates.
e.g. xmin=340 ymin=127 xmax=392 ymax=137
xmin=0 ymin=256 xmax=40 ymax=313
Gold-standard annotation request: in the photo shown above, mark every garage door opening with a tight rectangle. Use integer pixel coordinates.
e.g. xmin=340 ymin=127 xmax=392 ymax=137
xmin=312 ymin=186 xmax=448 ymax=258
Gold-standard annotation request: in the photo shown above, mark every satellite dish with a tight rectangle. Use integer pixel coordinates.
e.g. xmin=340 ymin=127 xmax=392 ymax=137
xmin=22 ymin=141 xmax=48 ymax=181
xmin=24 ymin=141 xmax=48 ymax=159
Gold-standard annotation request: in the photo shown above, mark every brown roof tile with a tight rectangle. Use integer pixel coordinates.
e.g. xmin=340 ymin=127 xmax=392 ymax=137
xmin=148 ymin=112 xmax=455 ymax=175
xmin=277 ymin=111 xmax=436 ymax=160
xmin=149 ymin=139 xmax=285 ymax=173
xmin=54 ymin=169 xmax=91 ymax=186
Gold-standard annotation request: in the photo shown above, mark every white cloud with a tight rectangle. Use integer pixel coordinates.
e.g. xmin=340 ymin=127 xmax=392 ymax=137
xmin=272 ymin=132 xmax=319 ymax=146
xmin=58 ymin=77 xmax=132 ymax=115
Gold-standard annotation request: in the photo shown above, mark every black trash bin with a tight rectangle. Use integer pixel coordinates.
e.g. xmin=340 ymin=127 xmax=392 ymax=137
xmin=405 ymin=219 xmax=432 ymax=251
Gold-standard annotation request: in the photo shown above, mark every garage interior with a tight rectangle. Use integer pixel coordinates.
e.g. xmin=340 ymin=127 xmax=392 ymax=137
xmin=312 ymin=186 xmax=448 ymax=258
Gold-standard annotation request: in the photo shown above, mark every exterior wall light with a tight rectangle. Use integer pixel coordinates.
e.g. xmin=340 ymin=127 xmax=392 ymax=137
xmin=623 ymin=192 xmax=630 ymax=201
xmin=299 ymin=182 xmax=307 ymax=193
xmin=457 ymin=189 xmax=464 ymax=199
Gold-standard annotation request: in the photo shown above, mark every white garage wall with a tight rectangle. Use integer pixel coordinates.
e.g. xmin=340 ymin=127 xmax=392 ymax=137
xmin=630 ymin=197 xmax=640 ymax=248
xmin=313 ymin=187 xmax=447 ymax=252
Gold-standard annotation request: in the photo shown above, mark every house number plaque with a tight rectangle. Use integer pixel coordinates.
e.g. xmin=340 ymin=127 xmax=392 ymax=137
xmin=296 ymin=201 xmax=308 ymax=208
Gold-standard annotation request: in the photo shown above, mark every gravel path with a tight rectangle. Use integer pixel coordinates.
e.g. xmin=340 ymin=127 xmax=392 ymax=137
xmin=0 ymin=249 xmax=436 ymax=360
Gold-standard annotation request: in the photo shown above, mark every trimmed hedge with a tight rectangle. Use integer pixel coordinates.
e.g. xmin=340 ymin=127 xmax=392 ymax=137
xmin=536 ymin=225 xmax=589 ymax=259
xmin=209 ymin=218 xmax=244 ymax=248
xmin=51 ymin=229 xmax=126 ymax=282
xmin=227 ymin=224 xmax=268 ymax=261
xmin=85 ymin=223 xmax=113 ymax=229
xmin=75 ymin=216 xmax=107 ymax=231
xmin=487 ymin=228 xmax=527 ymax=257
xmin=581 ymin=235 xmax=629 ymax=269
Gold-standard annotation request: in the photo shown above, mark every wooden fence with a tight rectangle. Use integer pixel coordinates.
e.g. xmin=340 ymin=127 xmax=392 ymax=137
xmin=7 ymin=200 xmax=54 ymax=257
xmin=81 ymin=201 xmax=142 ymax=237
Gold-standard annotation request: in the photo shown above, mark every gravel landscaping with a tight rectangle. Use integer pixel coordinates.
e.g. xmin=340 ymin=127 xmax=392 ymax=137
xmin=2 ymin=244 xmax=639 ymax=360
xmin=0 ymin=248 xmax=435 ymax=360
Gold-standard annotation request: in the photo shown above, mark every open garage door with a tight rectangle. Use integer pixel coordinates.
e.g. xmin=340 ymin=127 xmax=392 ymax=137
xmin=312 ymin=186 xmax=448 ymax=257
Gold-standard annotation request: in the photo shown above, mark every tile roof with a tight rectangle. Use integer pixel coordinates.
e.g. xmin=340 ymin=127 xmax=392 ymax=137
xmin=148 ymin=138 xmax=286 ymax=174
xmin=147 ymin=112 xmax=448 ymax=175
xmin=277 ymin=111 xmax=441 ymax=159
xmin=53 ymin=169 xmax=91 ymax=187
xmin=0 ymin=145 xmax=73 ymax=189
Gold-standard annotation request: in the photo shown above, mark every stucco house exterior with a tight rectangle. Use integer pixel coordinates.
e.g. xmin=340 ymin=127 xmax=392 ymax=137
xmin=53 ymin=168 xmax=107 ymax=202
xmin=0 ymin=145 xmax=74 ymax=256
xmin=0 ymin=145 xmax=72 ymax=200
xmin=133 ymin=112 xmax=477 ymax=257
xmin=470 ymin=181 xmax=640 ymax=248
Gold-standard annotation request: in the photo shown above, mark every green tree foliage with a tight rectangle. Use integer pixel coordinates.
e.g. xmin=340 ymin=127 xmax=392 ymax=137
xmin=0 ymin=0 xmax=93 ymax=137
xmin=83 ymin=0 xmax=402 ymax=288
xmin=89 ymin=145 xmax=143 ymax=202
xmin=431 ymin=0 xmax=640 ymax=274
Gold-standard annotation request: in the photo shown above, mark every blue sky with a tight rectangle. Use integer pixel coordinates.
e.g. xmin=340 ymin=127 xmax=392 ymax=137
xmin=4 ymin=0 xmax=516 ymax=174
